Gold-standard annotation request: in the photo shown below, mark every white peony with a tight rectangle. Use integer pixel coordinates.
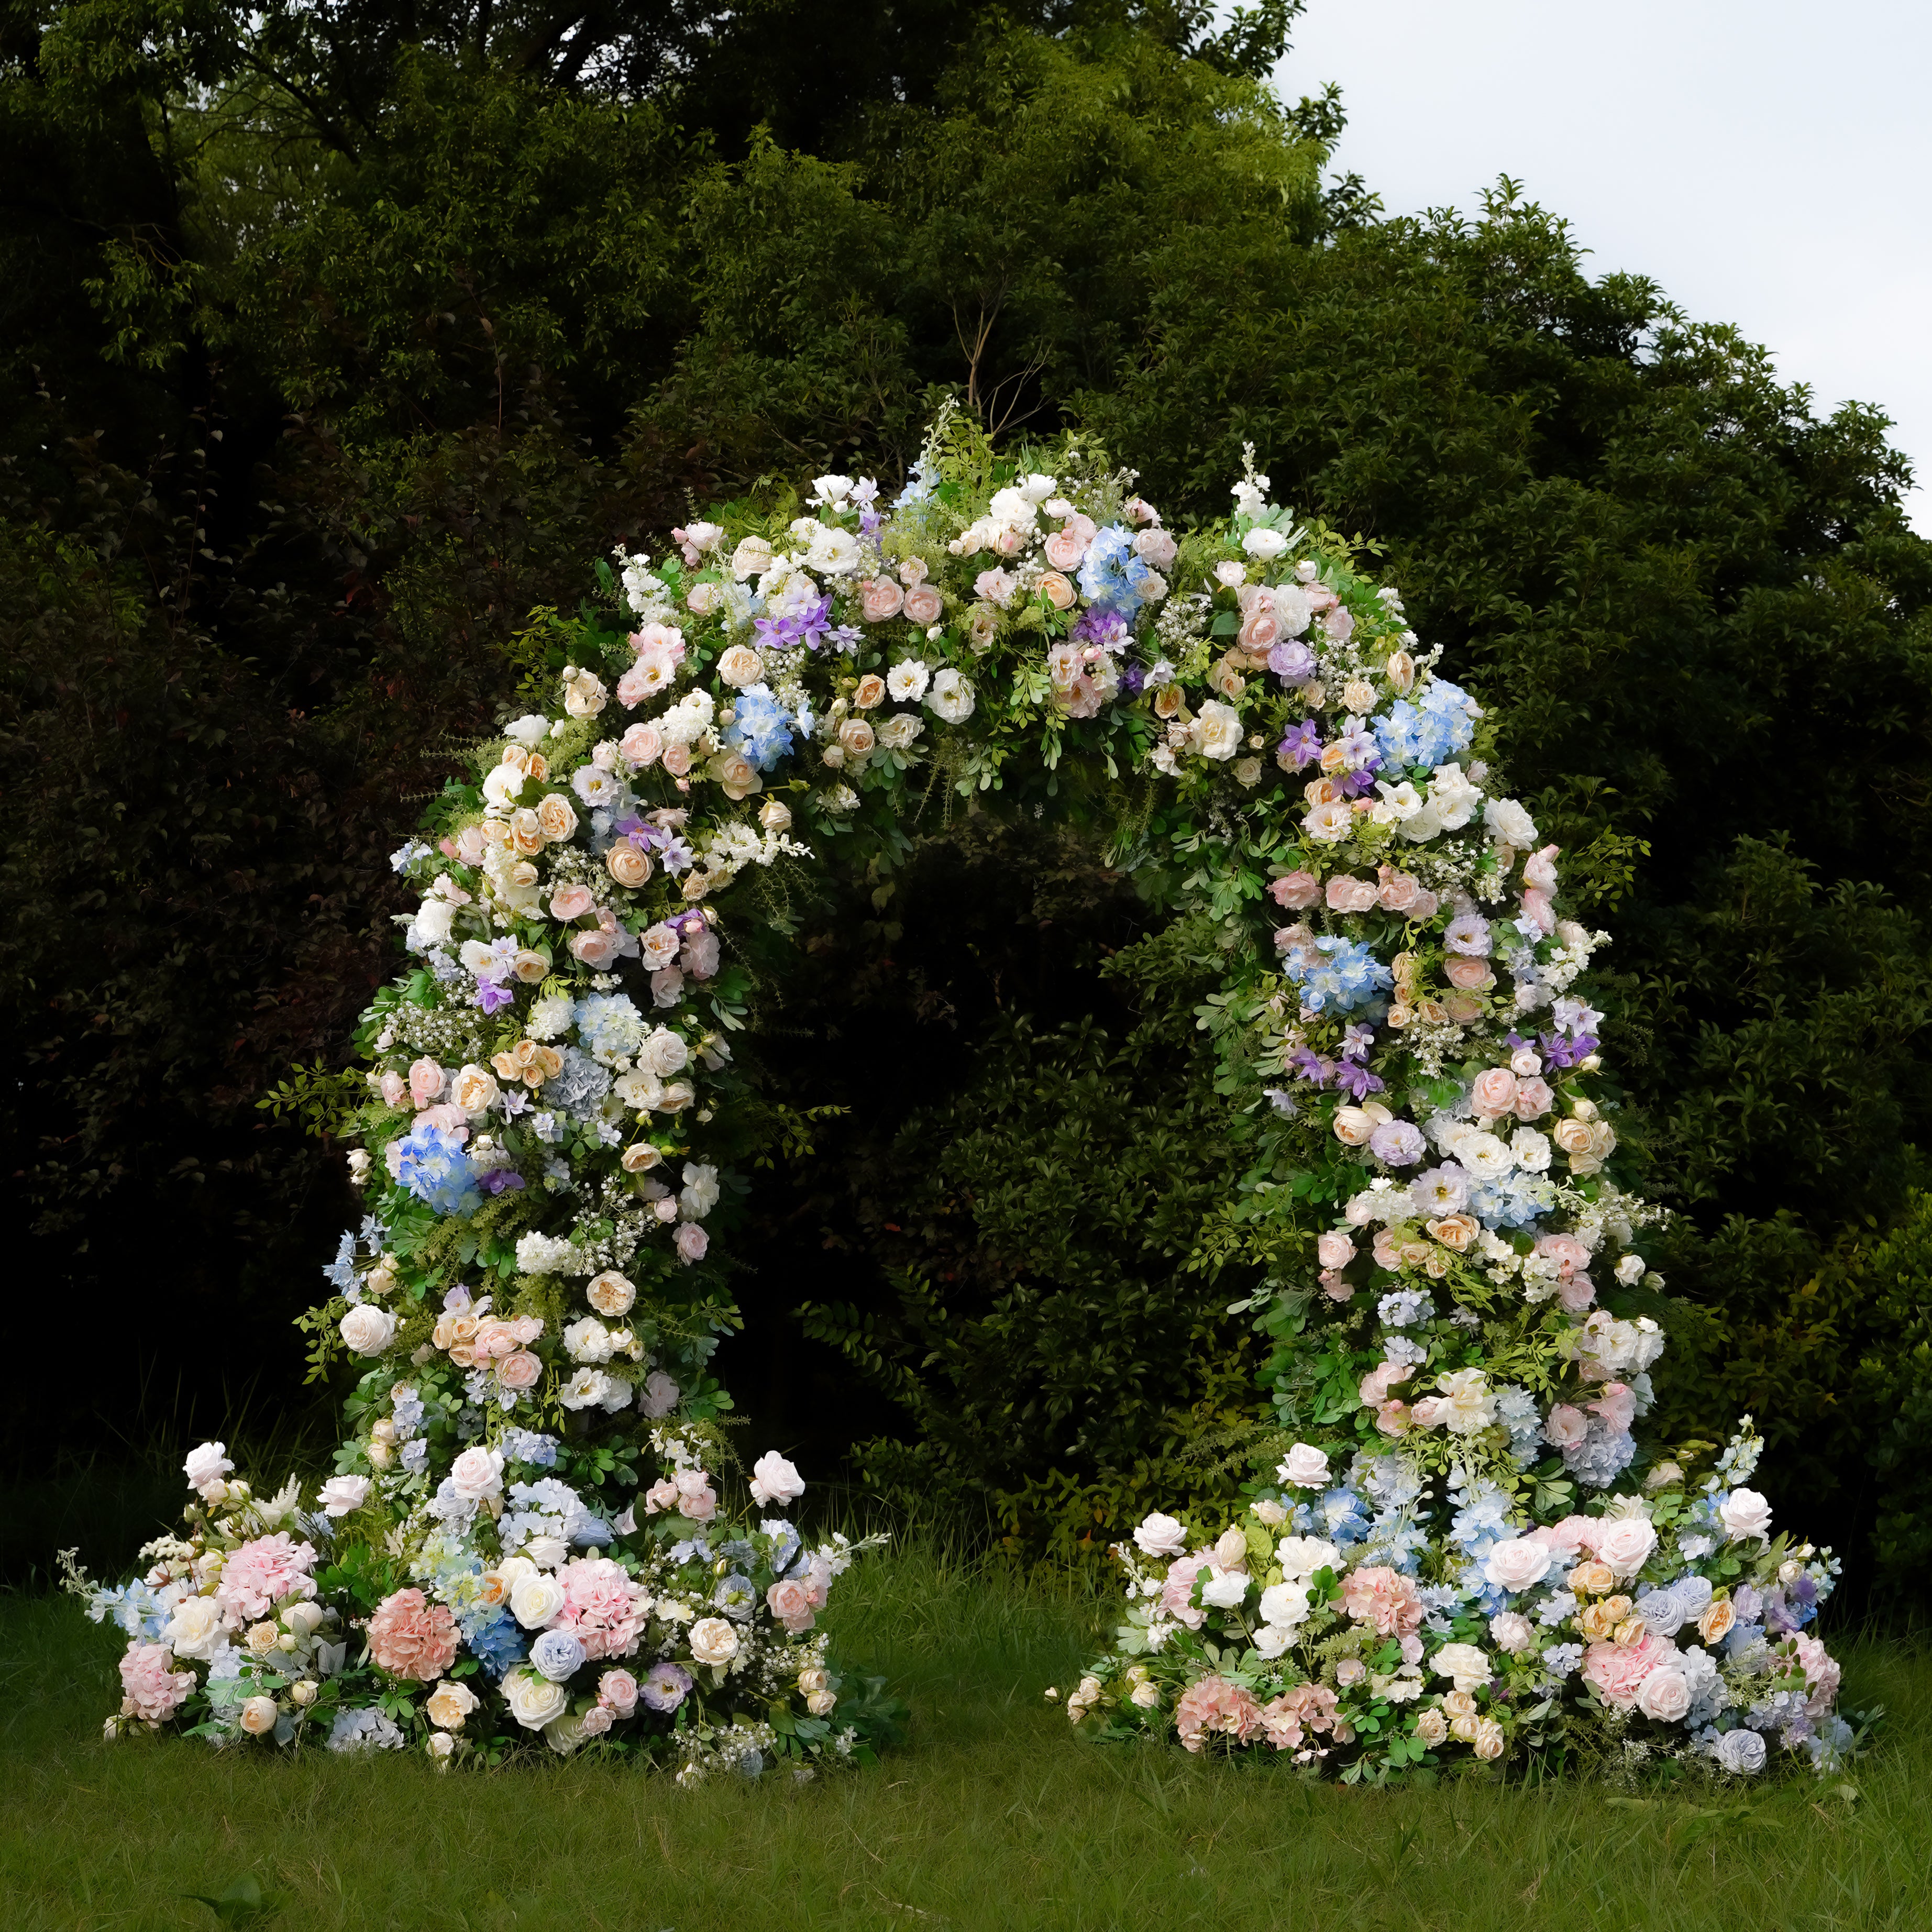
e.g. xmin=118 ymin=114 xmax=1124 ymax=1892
xmin=804 ymin=526 xmax=860 ymax=575
xmin=678 ymin=1162 xmax=721 ymax=1219
xmin=926 ymin=667 xmax=976 ymax=723
xmin=1257 ymin=1581 xmax=1312 ymax=1629
xmin=1461 ymin=1132 xmax=1514 ymax=1180
xmin=1199 ymin=1566 xmax=1251 ymax=1609
xmin=1242 ymin=527 xmax=1289 ymax=561
xmin=887 ymin=659 xmax=931 ymax=702
xmin=1427 ymin=763 xmax=1484 ymax=830
xmin=1432 ymin=1641 xmax=1492 ymax=1692
xmin=563 ymin=1318 xmax=613 ymax=1364
xmin=876 ymin=713 xmax=925 ymax=753
xmin=1434 ymin=1367 xmax=1496 ymax=1435
xmin=1483 ymin=796 xmax=1539 ymax=847
xmin=1509 ymin=1127 xmax=1552 ymax=1173
xmin=1275 ymin=1536 xmax=1340 ymax=1579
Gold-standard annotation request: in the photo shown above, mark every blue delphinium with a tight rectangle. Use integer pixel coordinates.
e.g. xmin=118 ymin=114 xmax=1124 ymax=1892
xmin=1283 ymin=936 xmax=1395 ymax=1014
xmin=395 ymin=1122 xmax=481 ymax=1217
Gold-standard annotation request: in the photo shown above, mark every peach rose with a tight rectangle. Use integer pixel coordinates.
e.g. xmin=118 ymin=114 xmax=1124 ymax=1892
xmin=717 ymin=645 xmax=763 ymax=687
xmin=1039 ymin=571 xmax=1076 ymax=610
xmin=902 ymin=584 xmax=943 ymax=625
xmin=497 ymin=1351 xmax=543 ymax=1391
xmin=838 ymin=718 xmax=876 ymax=759
xmin=853 ymin=674 xmax=886 ymax=709
xmin=1445 ymin=956 xmax=1496 ymax=991
xmin=1427 ymin=1214 xmax=1478 ymax=1251
xmin=1514 ymin=1078 xmax=1554 ymax=1119
xmin=661 ymin=742 xmax=692 ymax=778
xmin=619 ymin=723 xmax=663 ymax=768
xmin=1043 ymin=527 xmax=1089 ymax=570
xmin=1325 ymin=875 xmax=1379 ymax=913
xmin=536 ymin=793 xmax=577 ymax=843
xmin=1316 ymin=1231 xmax=1355 ymax=1269
xmin=860 ymin=578 xmax=904 ymax=622
xmin=709 ymin=749 xmax=761 ymax=801
xmin=1471 ymin=1068 xmax=1518 ymax=1116
xmin=550 ymin=884 xmax=595 ymax=922
xmin=607 ymin=844 xmax=652 ymax=889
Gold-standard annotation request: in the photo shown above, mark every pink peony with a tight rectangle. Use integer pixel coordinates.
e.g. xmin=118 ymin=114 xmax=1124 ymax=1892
xmin=1581 ymin=1629 xmax=1668 ymax=1709
xmin=217 ymin=1533 xmax=318 ymax=1625
xmin=1174 ymin=1674 xmax=1262 ymax=1754
xmin=119 ymin=1641 xmax=195 ymax=1721
xmin=367 ymin=1587 xmax=460 ymax=1681
xmin=1342 ymin=1565 xmax=1422 ymax=1638
xmin=556 ymin=1556 xmax=650 ymax=1661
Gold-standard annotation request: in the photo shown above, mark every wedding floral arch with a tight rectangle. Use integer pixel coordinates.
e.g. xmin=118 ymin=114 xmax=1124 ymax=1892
xmin=74 ymin=408 xmax=1848 ymax=1784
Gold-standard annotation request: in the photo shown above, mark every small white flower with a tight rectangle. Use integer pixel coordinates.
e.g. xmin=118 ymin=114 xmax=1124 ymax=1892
xmin=887 ymin=659 xmax=931 ymax=702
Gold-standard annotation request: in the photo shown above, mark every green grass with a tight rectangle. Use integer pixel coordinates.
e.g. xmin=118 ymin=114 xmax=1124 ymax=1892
xmin=4 ymin=1546 xmax=1930 ymax=1932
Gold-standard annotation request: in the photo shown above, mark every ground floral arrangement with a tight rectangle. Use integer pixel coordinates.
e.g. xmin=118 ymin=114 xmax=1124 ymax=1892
xmin=68 ymin=407 xmax=1848 ymax=1784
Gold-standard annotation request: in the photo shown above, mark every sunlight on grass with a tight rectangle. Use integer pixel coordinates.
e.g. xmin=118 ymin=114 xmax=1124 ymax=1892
xmin=4 ymin=1544 xmax=1927 ymax=1931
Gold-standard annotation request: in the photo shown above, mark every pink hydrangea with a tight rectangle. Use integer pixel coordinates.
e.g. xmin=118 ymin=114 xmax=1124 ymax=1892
xmin=1258 ymin=1680 xmax=1340 ymax=1750
xmin=1581 ymin=1629 xmax=1668 ymax=1709
xmin=1174 ymin=1674 xmax=1262 ymax=1754
xmin=119 ymin=1641 xmax=195 ymax=1721
xmin=216 ymin=1533 xmax=318 ymax=1625
xmin=1342 ymin=1565 xmax=1423 ymax=1638
xmin=366 ymin=1587 xmax=460 ymax=1681
xmin=555 ymin=1556 xmax=650 ymax=1661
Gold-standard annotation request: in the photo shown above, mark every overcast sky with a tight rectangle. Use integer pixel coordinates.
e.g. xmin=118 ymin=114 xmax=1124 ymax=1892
xmin=1274 ymin=0 xmax=1932 ymax=532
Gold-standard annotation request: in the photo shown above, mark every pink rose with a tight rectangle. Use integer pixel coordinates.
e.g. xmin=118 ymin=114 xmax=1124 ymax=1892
xmin=1581 ymin=1629 xmax=1667 ymax=1709
xmin=571 ymin=925 xmax=624 ymax=969
xmin=1159 ymin=1555 xmax=1207 ymax=1629
xmin=619 ymin=724 xmax=664 ymax=767
xmin=1325 ymin=875 xmax=1378 ymax=914
xmin=1471 ymin=1068 xmax=1518 ymax=1116
xmin=550 ymin=883 xmax=596 ymax=922
xmin=1359 ymin=1360 xmax=1413 ymax=1407
xmin=974 ymin=568 xmax=1018 ymax=605
xmin=1555 ymin=1272 xmax=1597 ymax=1312
xmin=1375 ymin=1399 xmax=1412 ymax=1436
xmin=1134 ymin=527 xmax=1178 ymax=570
xmin=1524 ymin=843 xmax=1561 ymax=891
xmin=767 ymin=1578 xmax=817 ymax=1632
xmin=1513 ymin=1077 xmax=1554 ymax=1119
xmin=409 ymin=1058 xmax=446 ymax=1108
xmin=860 ymin=578 xmax=904 ymax=622
xmin=580 ymin=1705 xmax=614 ymax=1738
xmin=1269 ymin=870 xmax=1321 ymax=909
xmin=615 ymin=663 xmax=653 ymax=708
xmin=675 ymin=1222 xmax=709 ymax=1264
xmin=1794 ymin=1633 xmax=1841 ymax=1716
xmin=1237 ymin=602 xmax=1281 ymax=655
xmin=902 ymin=583 xmax=944 ymax=626
xmin=119 ymin=1641 xmax=195 ymax=1721
xmin=1521 ymin=888 xmax=1555 ymax=935
xmin=1044 ymin=525 xmax=1090 ymax=570
xmin=661 ymin=742 xmax=692 ymax=777
xmin=379 ymin=1071 xmax=408 ymax=1108
xmin=1637 ymin=1668 xmax=1692 ymax=1723
xmin=1316 ymin=1231 xmax=1355 ymax=1270
xmin=1445 ymin=956 xmax=1496 ymax=990
xmin=1323 ymin=605 xmax=1355 ymax=642
xmin=1544 ymin=1404 xmax=1589 ymax=1448
xmin=1484 ymin=1539 xmax=1553 ymax=1593
xmin=1590 ymin=1381 xmax=1636 ymax=1431
xmin=599 ymin=1668 xmax=639 ymax=1715
xmin=1595 ymin=1516 xmax=1657 ymax=1579
xmin=496 ymin=1350 xmax=543 ymax=1391
xmin=1538 ymin=1233 xmax=1589 ymax=1274
xmin=673 ymin=1469 xmax=717 ymax=1522
xmin=1376 ymin=867 xmax=1422 ymax=912
xmin=367 ymin=1587 xmax=461 ymax=1681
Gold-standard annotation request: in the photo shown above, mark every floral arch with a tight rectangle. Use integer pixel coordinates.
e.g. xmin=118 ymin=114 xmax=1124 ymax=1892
xmin=75 ymin=410 xmax=1847 ymax=1785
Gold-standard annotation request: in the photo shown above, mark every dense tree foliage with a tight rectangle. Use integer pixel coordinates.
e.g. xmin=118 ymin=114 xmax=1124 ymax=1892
xmin=6 ymin=0 xmax=1932 ymax=1600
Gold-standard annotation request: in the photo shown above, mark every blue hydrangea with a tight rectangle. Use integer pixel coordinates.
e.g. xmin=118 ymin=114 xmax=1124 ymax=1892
xmin=395 ymin=1122 xmax=481 ymax=1217
xmin=725 ymin=683 xmax=796 ymax=771
xmin=1562 ymin=1416 xmax=1637 ymax=1487
xmin=84 ymin=1578 xmax=173 ymax=1640
xmin=1319 ymin=1486 xmax=1371 ymax=1544
xmin=1077 ymin=525 xmax=1159 ymax=617
xmin=1282 ymin=936 xmax=1395 ymax=1014
xmin=390 ymin=1385 xmax=426 ymax=1439
xmin=575 ymin=993 xmax=646 ymax=1067
xmin=500 ymin=1428 xmax=559 ymax=1469
xmin=546 ymin=1047 xmax=612 ymax=1119
xmin=468 ymin=1614 xmax=527 ymax=1679
xmin=1374 ymin=679 xmax=1478 ymax=771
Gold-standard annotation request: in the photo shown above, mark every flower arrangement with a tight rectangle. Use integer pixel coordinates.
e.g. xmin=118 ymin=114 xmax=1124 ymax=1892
xmin=70 ymin=404 xmax=1845 ymax=1782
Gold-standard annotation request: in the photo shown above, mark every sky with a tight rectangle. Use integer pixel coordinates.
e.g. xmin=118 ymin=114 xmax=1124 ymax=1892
xmin=1274 ymin=0 xmax=1932 ymax=531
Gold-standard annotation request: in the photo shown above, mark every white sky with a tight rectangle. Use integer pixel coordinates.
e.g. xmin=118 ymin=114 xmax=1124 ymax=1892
xmin=1275 ymin=0 xmax=1932 ymax=532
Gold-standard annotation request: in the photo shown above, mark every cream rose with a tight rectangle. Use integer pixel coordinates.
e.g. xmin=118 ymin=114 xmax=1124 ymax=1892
xmin=536 ymin=793 xmax=578 ymax=843
xmin=239 ymin=1695 xmax=279 ymax=1737
xmin=1432 ymin=1642 xmax=1492 ymax=1692
xmin=608 ymin=844 xmax=653 ymax=889
xmin=1484 ymin=1538 xmax=1553 ymax=1593
xmin=510 ymin=1571 xmax=567 ymax=1629
xmin=426 ymin=1680 xmax=481 ymax=1729
xmin=838 ymin=717 xmax=876 ymax=759
xmin=339 ymin=1306 xmax=396 ymax=1356
xmin=717 ymin=644 xmax=764 ymax=687
xmin=451 ymin=1064 xmax=499 ymax=1117
xmin=689 ymin=1617 xmax=740 ymax=1667
xmin=504 ymin=1668 xmax=569 ymax=1730
xmin=1191 ymin=700 xmax=1243 ymax=760
xmin=586 ymin=1270 xmax=637 ymax=1316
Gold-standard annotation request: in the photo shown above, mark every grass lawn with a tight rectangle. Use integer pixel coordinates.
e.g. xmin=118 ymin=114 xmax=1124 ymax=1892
xmin=3 ymin=1544 xmax=1928 ymax=1932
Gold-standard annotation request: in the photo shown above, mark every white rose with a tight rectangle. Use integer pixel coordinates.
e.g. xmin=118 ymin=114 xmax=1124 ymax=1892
xmin=1199 ymin=1566 xmax=1250 ymax=1609
xmin=1596 ymin=1516 xmax=1659 ymax=1578
xmin=503 ymin=1668 xmax=570 ymax=1731
xmin=1718 ymin=1488 xmax=1773 ymax=1542
xmin=317 ymin=1475 xmax=371 ymax=1518
xmin=1191 ymin=699 xmax=1243 ymax=760
xmin=642 ymin=1028 xmax=690 ymax=1078
xmin=481 ymin=762 xmax=525 ymax=809
xmin=1275 ymin=1536 xmax=1340 ymax=1579
xmin=1242 ymin=527 xmax=1290 ymax=561
xmin=164 ymin=1595 xmax=225 ymax=1661
xmin=1257 ymin=1581 xmax=1311 ymax=1630
xmin=1636 ymin=1668 xmax=1692 ymax=1724
xmin=1484 ymin=1538 xmax=1553 ymax=1593
xmin=1428 ymin=764 xmax=1483 ymax=830
xmin=1483 ymin=797 xmax=1539 ymax=847
xmin=510 ymin=1572 xmax=567 ymax=1629
xmin=1615 ymin=1254 xmax=1648 ymax=1286
xmin=749 ymin=1451 xmax=806 ymax=1507
xmin=1132 ymin=1512 xmax=1188 ymax=1559
xmin=690 ymin=1617 xmax=740 ymax=1666
xmin=412 ymin=898 xmax=456 ymax=945
xmin=183 ymin=1441 xmax=233 ymax=1489
xmin=1277 ymin=1443 xmax=1331 ymax=1488
xmin=448 ymin=1447 xmax=505 ymax=1502
xmin=1432 ymin=1641 xmax=1492 ymax=1692
xmin=339 ymin=1306 xmax=397 ymax=1356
